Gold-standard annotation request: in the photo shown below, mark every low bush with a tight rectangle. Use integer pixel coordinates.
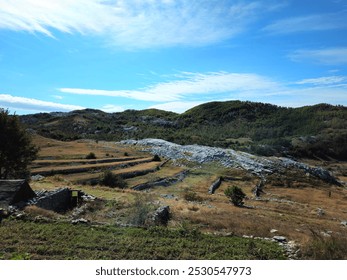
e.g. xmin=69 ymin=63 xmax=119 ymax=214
xmin=224 ymin=186 xmax=246 ymax=206
xmin=128 ymin=194 xmax=152 ymax=226
xmin=86 ymin=152 xmax=96 ymax=159
xmin=99 ymin=170 xmax=127 ymax=189
xmin=153 ymin=154 xmax=161 ymax=162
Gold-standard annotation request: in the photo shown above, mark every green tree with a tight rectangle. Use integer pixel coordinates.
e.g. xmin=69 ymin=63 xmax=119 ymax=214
xmin=0 ymin=109 xmax=38 ymax=179
xmin=224 ymin=186 xmax=246 ymax=206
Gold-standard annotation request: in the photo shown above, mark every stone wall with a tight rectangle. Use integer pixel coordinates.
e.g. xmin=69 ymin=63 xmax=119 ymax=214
xmin=35 ymin=188 xmax=73 ymax=212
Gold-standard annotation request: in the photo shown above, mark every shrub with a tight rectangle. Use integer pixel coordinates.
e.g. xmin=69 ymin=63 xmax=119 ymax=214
xmin=86 ymin=152 xmax=96 ymax=159
xmin=124 ymin=152 xmax=129 ymax=157
xmin=99 ymin=170 xmax=127 ymax=189
xmin=183 ymin=190 xmax=203 ymax=202
xmin=224 ymin=186 xmax=246 ymax=206
xmin=153 ymin=154 xmax=161 ymax=162
xmin=128 ymin=194 xmax=152 ymax=226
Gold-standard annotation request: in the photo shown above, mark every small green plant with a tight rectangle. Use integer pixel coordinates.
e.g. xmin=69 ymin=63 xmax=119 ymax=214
xmin=86 ymin=152 xmax=97 ymax=159
xmin=99 ymin=170 xmax=127 ymax=189
xmin=124 ymin=152 xmax=129 ymax=157
xmin=224 ymin=186 xmax=246 ymax=206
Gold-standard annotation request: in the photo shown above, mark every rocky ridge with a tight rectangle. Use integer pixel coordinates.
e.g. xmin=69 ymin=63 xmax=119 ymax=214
xmin=120 ymin=139 xmax=340 ymax=185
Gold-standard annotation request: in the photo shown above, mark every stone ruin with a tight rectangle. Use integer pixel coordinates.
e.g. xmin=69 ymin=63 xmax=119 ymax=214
xmin=28 ymin=188 xmax=84 ymax=213
xmin=0 ymin=180 xmax=90 ymax=214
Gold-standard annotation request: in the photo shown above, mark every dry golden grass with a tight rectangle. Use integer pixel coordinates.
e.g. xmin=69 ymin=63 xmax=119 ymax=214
xmin=32 ymin=134 xmax=145 ymax=159
xmin=30 ymin=135 xmax=347 ymax=253
xmin=24 ymin=205 xmax=61 ymax=219
xmin=165 ymin=169 xmax=347 ymax=245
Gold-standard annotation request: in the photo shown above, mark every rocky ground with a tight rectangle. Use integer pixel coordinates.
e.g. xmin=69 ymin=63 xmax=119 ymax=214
xmin=120 ymin=138 xmax=341 ymax=185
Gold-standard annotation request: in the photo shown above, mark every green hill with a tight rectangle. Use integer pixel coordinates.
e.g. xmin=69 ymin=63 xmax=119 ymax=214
xmin=18 ymin=101 xmax=347 ymax=160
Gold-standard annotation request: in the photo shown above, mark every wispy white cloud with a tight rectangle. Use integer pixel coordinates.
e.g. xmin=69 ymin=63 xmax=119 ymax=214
xmin=0 ymin=94 xmax=84 ymax=112
xmin=296 ymin=76 xmax=347 ymax=85
xmin=289 ymin=47 xmax=347 ymax=65
xmin=150 ymin=83 xmax=347 ymax=112
xmin=60 ymin=70 xmax=347 ymax=112
xmin=0 ymin=0 xmax=278 ymax=48
xmin=3 ymin=70 xmax=347 ymax=114
xmin=263 ymin=11 xmax=347 ymax=34
xmin=59 ymin=72 xmax=280 ymax=102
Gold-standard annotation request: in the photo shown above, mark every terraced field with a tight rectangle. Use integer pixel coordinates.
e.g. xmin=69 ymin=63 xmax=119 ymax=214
xmin=26 ymin=134 xmax=347 ymax=259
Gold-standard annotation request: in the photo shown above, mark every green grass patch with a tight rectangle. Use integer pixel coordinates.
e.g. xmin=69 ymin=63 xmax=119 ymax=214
xmin=0 ymin=220 xmax=286 ymax=260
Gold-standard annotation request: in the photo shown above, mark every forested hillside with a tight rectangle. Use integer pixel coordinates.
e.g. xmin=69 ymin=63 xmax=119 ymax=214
xmin=19 ymin=101 xmax=347 ymax=160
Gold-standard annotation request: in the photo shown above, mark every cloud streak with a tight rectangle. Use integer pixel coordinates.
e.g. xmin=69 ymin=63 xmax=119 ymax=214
xmin=0 ymin=94 xmax=84 ymax=112
xmin=2 ymin=71 xmax=347 ymax=114
xmin=59 ymin=71 xmax=347 ymax=112
xmin=296 ymin=76 xmax=347 ymax=85
xmin=289 ymin=47 xmax=347 ymax=65
xmin=0 ymin=0 xmax=276 ymax=48
xmin=59 ymin=72 xmax=280 ymax=102
xmin=263 ymin=11 xmax=347 ymax=34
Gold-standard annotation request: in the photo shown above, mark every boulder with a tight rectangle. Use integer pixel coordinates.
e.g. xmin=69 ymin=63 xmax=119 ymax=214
xmin=152 ymin=206 xmax=170 ymax=226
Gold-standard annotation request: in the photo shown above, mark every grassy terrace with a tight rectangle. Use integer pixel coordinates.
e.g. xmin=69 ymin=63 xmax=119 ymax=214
xmin=0 ymin=219 xmax=286 ymax=260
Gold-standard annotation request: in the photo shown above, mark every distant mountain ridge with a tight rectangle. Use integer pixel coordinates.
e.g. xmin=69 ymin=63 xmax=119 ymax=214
xmin=18 ymin=100 xmax=347 ymax=160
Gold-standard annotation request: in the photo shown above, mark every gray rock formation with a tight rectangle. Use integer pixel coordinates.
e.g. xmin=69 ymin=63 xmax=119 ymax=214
xmin=120 ymin=139 xmax=340 ymax=185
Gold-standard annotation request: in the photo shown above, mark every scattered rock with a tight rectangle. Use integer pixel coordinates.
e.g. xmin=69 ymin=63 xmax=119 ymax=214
xmin=273 ymin=236 xmax=287 ymax=243
xmin=81 ymin=194 xmax=96 ymax=202
xmin=71 ymin=205 xmax=87 ymax=217
xmin=320 ymin=231 xmax=331 ymax=237
xmin=161 ymin=194 xmax=176 ymax=199
xmin=152 ymin=206 xmax=170 ymax=226
xmin=31 ymin=174 xmax=45 ymax=181
xmin=317 ymin=208 xmax=325 ymax=216
xmin=14 ymin=212 xmax=26 ymax=220
xmin=71 ymin=218 xmax=89 ymax=225
xmin=242 ymin=235 xmax=254 ymax=239
xmin=341 ymin=221 xmax=347 ymax=226
xmin=270 ymin=229 xmax=278 ymax=233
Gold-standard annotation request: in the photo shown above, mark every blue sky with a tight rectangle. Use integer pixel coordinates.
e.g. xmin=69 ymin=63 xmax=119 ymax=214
xmin=0 ymin=0 xmax=347 ymax=114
